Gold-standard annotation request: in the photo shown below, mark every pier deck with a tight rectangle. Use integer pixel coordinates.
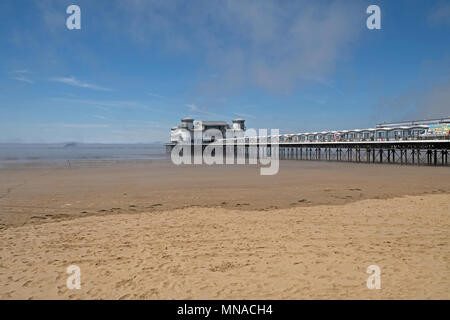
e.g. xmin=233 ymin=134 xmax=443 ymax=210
xmin=166 ymin=139 xmax=450 ymax=166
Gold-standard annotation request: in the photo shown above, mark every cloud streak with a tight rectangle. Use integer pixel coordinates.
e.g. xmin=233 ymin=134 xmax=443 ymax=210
xmin=11 ymin=76 xmax=34 ymax=84
xmin=185 ymin=103 xmax=229 ymax=119
xmin=147 ymin=92 xmax=165 ymax=99
xmin=50 ymin=77 xmax=113 ymax=91
xmin=10 ymin=69 xmax=34 ymax=84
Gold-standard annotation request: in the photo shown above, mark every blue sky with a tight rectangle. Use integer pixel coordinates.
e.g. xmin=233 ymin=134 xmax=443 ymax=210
xmin=1 ymin=0 xmax=449 ymax=143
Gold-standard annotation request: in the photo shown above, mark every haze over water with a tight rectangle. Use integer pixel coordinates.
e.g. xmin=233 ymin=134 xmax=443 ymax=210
xmin=0 ymin=143 xmax=168 ymax=165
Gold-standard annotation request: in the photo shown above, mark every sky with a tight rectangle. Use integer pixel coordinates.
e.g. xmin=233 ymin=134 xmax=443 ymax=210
xmin=0 ymin=0 xmax=449 ymax=143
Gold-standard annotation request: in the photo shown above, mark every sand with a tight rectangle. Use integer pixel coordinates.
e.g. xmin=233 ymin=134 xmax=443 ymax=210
xmin=1 ymin=160 xmax=449 ymax=228
xmin=0 ymin=160 xmax=449 ymax=299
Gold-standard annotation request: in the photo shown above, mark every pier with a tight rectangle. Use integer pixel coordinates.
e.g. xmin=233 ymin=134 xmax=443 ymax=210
xmin=274 ymin=140 xmax=449 ymax=165
xmin=166 ymin=117 xmax=450 ymax=166
xmin=166 ymin=139 xmax=450 ymax=166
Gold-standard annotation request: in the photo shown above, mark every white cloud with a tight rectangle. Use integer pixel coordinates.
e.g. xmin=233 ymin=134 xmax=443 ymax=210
xmin=186 ymin=104 xmax=200 ymax=112
xmin=233 ymin=112 xmax=255 ymax=119
xmin=147 ymin=92 xmax=165 ymax=99
xmin=116 ymin=0 xmax=362 ymax=94
xmin=14 ymin=69 xmax=31 ymax=74
xmin=50 ymin=123 xmax=110 ymax=129
xmin=92 ymin=115 xmax=109 ymax=121
xmin=428 ymin=1 xmax=450 ymax=26
xmin=185 ymin=103 xmax=229 ymax=119
xmin=50 ymin=77 xmax=113 ymax=91
xmin=11 ymin=76 xmax=34 ymax=84
xmin=50 ymin=97 xmax=159 ymax=112
xmin=10 ymin=69 xmax=34 ymax=84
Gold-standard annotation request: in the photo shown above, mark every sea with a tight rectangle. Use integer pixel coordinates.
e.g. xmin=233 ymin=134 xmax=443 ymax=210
xmin=0 ymin=143 xmax=168 ymax=166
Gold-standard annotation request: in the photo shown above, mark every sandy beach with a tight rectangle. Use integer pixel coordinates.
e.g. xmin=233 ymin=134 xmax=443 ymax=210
xmin=0 ymin=160 xmax=449 ymax=299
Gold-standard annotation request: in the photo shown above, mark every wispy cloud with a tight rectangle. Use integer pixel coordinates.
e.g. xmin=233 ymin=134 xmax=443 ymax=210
xmin=11 ymin=76 xmax=34 ymax=84
xmin=428 ymin=1 xmax=450 ymax=26
xmin=49 ymin=97 xmax=170 ymax=114
xmin=147 ymin=92 xmax=165 ymax=99
xmin=50 ymin=77 xmax=113 ymax=91
xmin=45 ymin=123 xmax=110 ymax=129
xmin=118 ymin=0 xmax=362 ymax=94
xmin=92 ymin=114 xmax=110 ymax=121
xmin=233 ymin=112 xmax=255 ymax=119
xmin=185 ymin=104 xmax=229 ymax=119
xmin=13 ymin=69 xmax=31 ymax=74
xmin=304 ymin=96 xmax=328 ymax=105
xmin=10 ymin=69 xmax=34 ymax=84
xmin=186 ymin=104 xmax=201 ymax=112
xmin=372 ymin=56 xmax=450 ymax=121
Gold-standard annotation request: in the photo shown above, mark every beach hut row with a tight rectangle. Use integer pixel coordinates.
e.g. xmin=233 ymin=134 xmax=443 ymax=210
xmin=217 ymin=125 xmax=433 ymax=143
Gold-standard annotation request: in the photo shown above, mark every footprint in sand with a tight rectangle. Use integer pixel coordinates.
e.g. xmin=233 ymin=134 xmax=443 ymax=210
xmin=22 ymin=280 xmax=32 ymax=287
xmin=119 ymin=294 xmax=131 ymax=300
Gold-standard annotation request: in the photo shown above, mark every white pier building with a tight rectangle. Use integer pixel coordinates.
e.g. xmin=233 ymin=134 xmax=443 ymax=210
xmin=170 ymin=117 xmax=246 ymax=143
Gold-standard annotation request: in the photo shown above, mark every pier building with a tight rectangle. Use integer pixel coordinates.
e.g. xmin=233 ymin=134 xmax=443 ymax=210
xmin=166 ymin=117 xmax=450 ymax=166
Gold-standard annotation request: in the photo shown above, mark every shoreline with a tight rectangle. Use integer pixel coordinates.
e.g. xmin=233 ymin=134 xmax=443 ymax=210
xmin=1 ymin=189 xmax=449 ymax=231
xmin=1 ymin=159 xmax=449 ymax=229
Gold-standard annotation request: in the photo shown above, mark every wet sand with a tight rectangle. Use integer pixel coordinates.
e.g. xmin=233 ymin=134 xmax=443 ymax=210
xmin=0 ymin=160 xmax=449 ymax=299
xmin=0 ymin=160 xmax=449 ymax=228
